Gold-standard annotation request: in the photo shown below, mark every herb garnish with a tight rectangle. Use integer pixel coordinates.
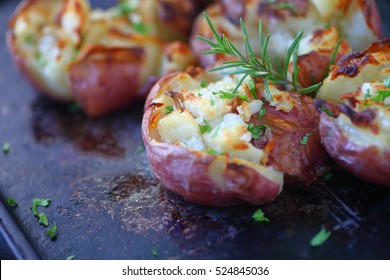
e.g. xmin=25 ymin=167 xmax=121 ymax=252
xmin=258 ymin=106 xmax=267 ymax=119
xmin=38 ymin=212 xmax=49 ymax=227
xmin=152 ymin=247 xmax=159 ymax=257
xmin=252 ymin=208 xmax=270 ymax=222
xmin=31 ymin=198 xmax=51 ymax=217
xmin=207 ymin=148 xmax=224 ymax=155
xmin=118 ymin=1 xmax=137 ymax=16
xmin=200 ymin=80 xmax=207 ymax=88
xmin=7 ymin=198 xmax=18 ymax=207
xmin=165 ymin=106 xmax=174 ymax=115
xmin=300 ymin=133 xmax=311 ymax=145
xmin=323 ymin=172 xmax=332 ymax=181
xmin=196 ymin=13 xmax=323 ymax=97
xmin=248 ymin=78 xmax=257 ymax=99
xmin=66 ymin=255 xmax=76 ymax=260
xmin=199 ymin=119 xmax=212 ymax=134
xmin=2 ymin=142 xmax=10 ymax=154
xmin=310 ymin=227 xmax=331 ymax=247
xmin=320 ymin=107 xmax=334 ymax=117
xmin=132 ymin=22 xmax=148 ymax=35
xmin=247 ymin=124 xmax=269 ymax=139
xmin=47 ymin=223 xmax=58 ymax=240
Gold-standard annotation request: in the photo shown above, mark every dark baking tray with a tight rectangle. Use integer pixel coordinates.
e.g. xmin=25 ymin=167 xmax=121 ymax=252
xmin=1 ymin=0 xmax=390 ymax=260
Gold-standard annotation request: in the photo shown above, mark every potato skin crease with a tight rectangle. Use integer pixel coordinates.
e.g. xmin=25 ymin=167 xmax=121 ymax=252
xmin=142 ymin=74 xmax=283 ymax=206
xmin=319 ymin=111 xmax=390 ymax=188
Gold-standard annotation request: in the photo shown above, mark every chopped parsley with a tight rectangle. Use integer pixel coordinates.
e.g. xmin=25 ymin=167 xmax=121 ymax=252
xmin=247 ymin=124 xmax=269 ymax=139
xmin=7 ymin=198 xmax=18 ymax=207
xmin=212 ymin=90 xmax=236 ymax=99
xmin=323 ymin=173 xmax=332 ymax=181
xmin=207 ymin=148 xmax=224 ymax=156
xmin=132 ymin=22 xmax=148 ymax=35
xmin=31 ymin=198 xmax=51 ymax=217
xmin=24 ymin=34 xmax=34 ymax=45
xmin=258 ymin=106 xmax=266 ymax=119
xmin=152 ymin=247 xmax=159 ymax=257
xmin=200 ymin=80 xmax=207 ymax=88
xmin=248 ymin=78 xmax=257 ymax=99
xmin=2 ymin=142 xmax=10 ymax=154
xmin=300 ymin=133 xmax=311 ymax=145
xmin=47 ymin=224 xmax=58 ymax=240
xmin=165 ymin=106 xmax=174 ymax=115
xmin=67 ymin=102 xmax=82 ymax=113
xmin=310 ymin=227 xmax=331 ymax=247
xmin=38 ymin=212 xmax=49 ymax=227
xmin=320 ymin=107 xmax=334 ymax=117
xmin=118 ymin=1 xmax=137 ymax=16
xmin=252 ymin=208 xmax=270 ymax=222
xmin=372 ymin=89 xmax=390 ymax=102
xmin=199 ymin=119 xmax=212 ymax=134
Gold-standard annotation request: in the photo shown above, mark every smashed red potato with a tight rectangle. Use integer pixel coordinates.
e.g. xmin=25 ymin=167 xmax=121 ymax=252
xmin=7 ymin=0 xmax=199 ymax=116
xmin=142 ymin=68 xmax=328 ymax=206
xmin=191 ymin=0 xmax=382 ymax=87
xmin=316 ymin=39 xmax=390 ymax=187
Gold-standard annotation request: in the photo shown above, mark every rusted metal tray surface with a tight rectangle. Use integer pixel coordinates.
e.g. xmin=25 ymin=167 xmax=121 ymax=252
xmin=0 ymin=0 xmax=390 ymax=260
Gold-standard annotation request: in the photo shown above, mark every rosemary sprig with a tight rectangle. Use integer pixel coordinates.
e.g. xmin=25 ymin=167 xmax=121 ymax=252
xmin=196 ymin=13 xmax=323 ymax=97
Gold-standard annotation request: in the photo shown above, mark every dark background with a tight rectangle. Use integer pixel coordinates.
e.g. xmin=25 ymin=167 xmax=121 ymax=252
xmin=1 ymin=0 xmax=390 ymax=260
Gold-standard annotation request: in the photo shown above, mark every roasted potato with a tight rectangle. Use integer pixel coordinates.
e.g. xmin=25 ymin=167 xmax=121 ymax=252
xmin=316 ymin=39 xmax=390 ymax=187
xmin=191 ymin=0 xmax=382 ymax=87
xmin=7 ymin=0 xmax=198 ymax=116
xmin=142 ymin=67 xmax=328 ymax=206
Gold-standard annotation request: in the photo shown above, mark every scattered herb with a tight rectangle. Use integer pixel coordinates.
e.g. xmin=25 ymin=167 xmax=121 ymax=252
xmin=66 ymin=255 xmax=75 ymax=260
xmin=24 ymin=34 xmax=34 ymax=45
xmin=323 ymin=173 xmax=332 ymax=181
xmin=196 ymin=13 xmax=323 ymax=97
xmin=67 ymin=102 xmax=82 ymax=114
xmin=252 ymin=208 xmax=270 ymax=222
xmin=152 ymin=247 xmax=159 ymax=257
xmin=118 ymin=1 xmax=137 ymax=16
xmin=310 ymin=227 xmax=331 ymax=247
xmin=34 ymin=51 xmax=47 ymax=67
xmin=210 ymin=96 xmax=215 ymax=106
xmin=2 ymin=142 xmax=10 ymax=154
xmin=271 ymin=1 xmax=300 ymax=14
xmin=300 ymin=133 xmax=311 ymax=145
xmin=207 ymin=148 xmax=224 ymax=156
xmin=47 ymin=224 xmax=58 ymax=240
xmin=258 ymin=105 xmax=266 ymax=119
xmin=320 ymin=107 xmax=334 ymax=117
xmin=165 ymin=106 xmax=174 ymax=115
xmin=200 ymin=80 xmax=207 ymax=88
xmin=213 ymin=90 xmax=236 ymax=99
xmin=31 ymin=198 xmax=51 ymax=217
xmin=239 ymin=95 xmax=249 ymax=102
xmin=132 ymin=22 xmax=148 ymax=35
xmin=248 ymin=78 xmax=257 ymax=99
xmin=372 ymin=90 xmax=390 ymax=102
xmin=135 ymin=145 xmax=144 ymax=153
xmin=327 ymin=38 xmax=341 ymax=71
xmin=7 ymin=198 xmax=18 ymax=207
xmin=247 ymin=124 xmax=269 ymax=139
xmin=199 ymin=119 xmax=212 ymax=134
xmin=364 ymin=88 xmax=372 ymax=100
xmin=384 ymin=77 xmax=390 ymax=88
xmin=38 ymin=212 xmax=49 ymax=227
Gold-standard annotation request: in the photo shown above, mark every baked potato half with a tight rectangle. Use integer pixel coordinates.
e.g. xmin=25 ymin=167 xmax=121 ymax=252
xmin=191 ymin=0 xmax=382 ymax=87
xmin=142 ymin=67 xmax=328 ymax=206
xmin=316 ymin=39 xmax=390 ymax=187
xmin=7 ymin=0 xmax=198 ymax=116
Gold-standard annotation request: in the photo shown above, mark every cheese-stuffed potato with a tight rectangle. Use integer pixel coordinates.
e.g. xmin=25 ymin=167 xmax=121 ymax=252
xmin=191 ymin=0 xmax=382 ymax=87
xmin=142 ymin=67 xmax=328 ymax=206
xmin=7 ymin=0 xmax=198 ymax=116
xmin=316 ymin=39 xmax=390 ymax=187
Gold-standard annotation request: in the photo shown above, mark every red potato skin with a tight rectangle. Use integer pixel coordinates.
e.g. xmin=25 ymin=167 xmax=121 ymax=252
xmin=252 ymin=93 xmax=329 ymax=183
xmin=142 ymin=75 xmax=283 ymax=206
xmin=319 ymin=112 xmax=390 ymax=188
xmin=68 ymin=46 xmax=145 ymax=117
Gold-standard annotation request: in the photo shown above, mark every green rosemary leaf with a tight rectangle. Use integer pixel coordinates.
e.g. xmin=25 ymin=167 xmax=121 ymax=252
xmin=284 ymin=29 xmax=304 ymax=79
